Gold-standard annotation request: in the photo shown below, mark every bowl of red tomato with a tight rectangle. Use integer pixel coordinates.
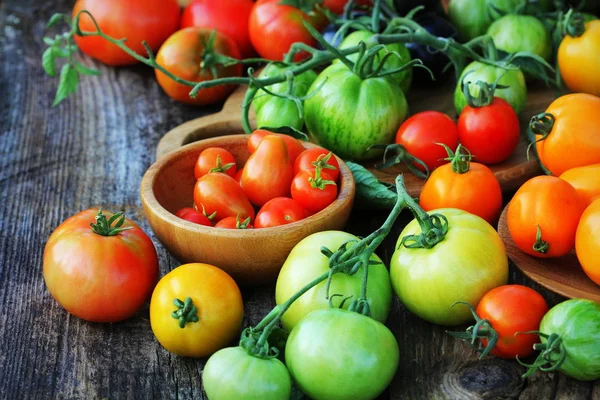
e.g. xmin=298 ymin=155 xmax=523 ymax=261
xmin=140 ymin=131 xmax=355 ymax=286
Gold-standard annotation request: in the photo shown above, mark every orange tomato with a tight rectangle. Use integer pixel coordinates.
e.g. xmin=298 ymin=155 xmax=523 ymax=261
xmin=507 ymin=176 xmax=586 ymax=258
xmin=558 ymin=20 xmax=600 ymax=96
xmin=559 ymin=163 xmax=600 ymax=207
xmin=419 ymin=146 xmax=502 ymax=225
xmin=155 ymin=27 xmax=242 ymax=105
xmin=575 ymin=198 xmax=600 ymax=285
xmin=73 ymin=0 xmax=180 ymax=66
xmin=533 ymin=93 xmax=600 ymax=176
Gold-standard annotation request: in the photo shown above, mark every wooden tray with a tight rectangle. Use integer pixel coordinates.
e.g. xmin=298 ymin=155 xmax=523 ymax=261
xmin=156 ymin=81 xmax=555 ymax=197
xmin=497 ymin=204 xmax=600 ymax=302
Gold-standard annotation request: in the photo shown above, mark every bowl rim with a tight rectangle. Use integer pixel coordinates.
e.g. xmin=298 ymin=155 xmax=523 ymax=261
xmin=140 ymin=134 xmax=356 ymax=238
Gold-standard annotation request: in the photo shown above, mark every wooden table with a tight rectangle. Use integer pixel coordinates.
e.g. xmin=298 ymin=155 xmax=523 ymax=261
xmin=1 ymin=1 xmax=598 ymax=399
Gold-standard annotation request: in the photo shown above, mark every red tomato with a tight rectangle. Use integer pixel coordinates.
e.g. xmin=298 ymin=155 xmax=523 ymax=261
xmin=194 ymin=173 xmax=255 ymax=222
xmin=72 ymin=0 xmax=180 ymax=66
xmin=249 ymin=0 xmax=328 ymax=61
xmin=194 ymin=147 xmax=237 ymax=180
xmin=43 ymin=209 xmax=159 ymax=323
xmin=457 ymin=97 xmax=520 ymax=164
xmin=254 ymin=197 xmax=308 ymax=228
xmin=291 ymin=169 xmax=338 ymax=214
xmin=175 ymin=207 xmax=213 ymax=226
xmin=214 ymin=216 xmax=253 ymax=229
xmin=180 ymin=0 xmax=255 ymax=58
xmin=322 ymin=0 xmax=372 ymax=14
xmin=294 ymin=148 xmax=340 ymax=182
xmin=241 ymin=135 xmax=295 ymax=206
xmin=155 ymin=27 xmax=242 ymax=105
xmin=395 ymin=111 xmax=459 ymax=173
xmin=248 ymin=129 xmax=305 ymax=164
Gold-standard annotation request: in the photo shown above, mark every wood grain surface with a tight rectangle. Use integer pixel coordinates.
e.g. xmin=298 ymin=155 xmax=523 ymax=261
xmin=0 ymin=1 xmax=598 ymax=399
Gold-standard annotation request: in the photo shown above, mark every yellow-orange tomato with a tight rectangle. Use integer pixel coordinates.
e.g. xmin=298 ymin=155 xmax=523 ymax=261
xmin=576 ymin=199 xmax=600 ymax=285
xmin=533 ymin=93 xmax=600 ymax=176
xmin=155 ymin=27 xmax=242 ymax=105
xmin=560 ymin=163 xmax=600 ymax=207
xmin=149 ymin=263 xmax=244 ymax=358
xmin=507 ymin=176 xmax=586 ymax=258
xmin=558 ymin=20 xmax=600 ymax=96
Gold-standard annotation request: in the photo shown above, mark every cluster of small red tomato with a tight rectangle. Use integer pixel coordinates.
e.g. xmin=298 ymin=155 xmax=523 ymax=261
xmin=176 ymin=129 xmax=341 ymax=229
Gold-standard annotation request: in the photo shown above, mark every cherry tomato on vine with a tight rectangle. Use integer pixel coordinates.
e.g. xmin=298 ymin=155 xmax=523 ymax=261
xmin=558 ymin=20 xmax=600 ymax=96
xmin=248 ymin=129 xmax=305 ymax=164
xmin=180 ymin=0 xmax=255 ymax=58
xmin=507 ymin=175 xmax=586 ymax=258
xmin=194 ymin=173 xmax=255 ymax=222
xmin=214 ymin=216 xmax=253 ymax=229
xmin=175 ymin=207 xmax=213 ymax=226
xmin=576 ymin=198 xmax=600 ymax=285
xmin=155 ymin=27 xmax=242 ymax=106
xmin=254 ymin=197 xmax=307 ymax=228
xmin=294 ymin=148 xmax=340 ymax=182
xmin=194 ymin=147 xmax=237 ymax=179
xmin=43 ymin=209 xmax=159 ymax=323
xmin=249 ymin=0 xmax=328 ymax=61
xmin=291 ymin=169 xmax=338 ymax=214
xmin=72 ymin=0 xmax=180 ymax=66
xmin=150 ymin=263 xmax=244 ymax=358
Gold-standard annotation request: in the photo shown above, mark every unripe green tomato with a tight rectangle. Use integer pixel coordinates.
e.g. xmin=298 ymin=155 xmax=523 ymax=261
xmin=487 ymin=15 xmax=551 ymax=61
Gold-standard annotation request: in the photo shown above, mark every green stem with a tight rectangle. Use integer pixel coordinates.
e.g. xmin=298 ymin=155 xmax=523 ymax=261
xmin=89 ymin=208 xmax=132 ymax=236
xmin=171 ymin=297 xmax=200 ymax=328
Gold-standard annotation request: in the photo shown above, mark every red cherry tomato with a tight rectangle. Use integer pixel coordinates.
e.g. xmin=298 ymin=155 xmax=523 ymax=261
xmin=322 ymin=0 xmax=372 ymax=14
xmin=291 ymin=169 xmax=338 ymax=214
xmin=254 ymin=197 xmax=308 ymax=228
xmin=248 ymin=129 xmax=305 ymax=164
xmin=194 ymin=147 xmax=237 ymax=180
xmin=457 ymin=97 xmax=520 ymax=164
xmin=294 ymin=148 xmax=340 ymax=182
xmin=214 ymin=216 xmax=253 ymax=229
xmin=194 ymin=173 xmax=255 ymax=222
xmin=175 ymin=207 xmax=213 ymax=226
xmin=180 ymin=0 xmax=255 ymax=58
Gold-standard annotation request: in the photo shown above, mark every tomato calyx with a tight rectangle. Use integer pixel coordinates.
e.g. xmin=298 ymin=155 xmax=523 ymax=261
xmin=369 ymin=143 xmax=430 ymax=179
xmin=517 ymin=332 xmax=567 ymax=378
xmin=533 ymin=225 xmax=550 ymax=254
xmin=446 ymin=301 xmax=499 ymax=359
xmin=438 ymin=143 xmax=472 ymax=175
xmin=89 ymin=208 xmax=132 ymax=236
xmin=399 ymin=189 xmax=449 ymax=249
xmin=311 ymin=152 xmax=338 ymax=175
xmin=208 ymin=155 xmax=236 ymax=174
xmin=460 ymin=73 xmax=509 ymax=108
xmin=199 ymin=30 xmax=239 ymax=79
xmin=308 ymin=165 xmax=337 ymax=190
xmin=171 ymin=297 xmax=200 ymax=328
xmin=562 ymin=9 xmax=587 ymax=38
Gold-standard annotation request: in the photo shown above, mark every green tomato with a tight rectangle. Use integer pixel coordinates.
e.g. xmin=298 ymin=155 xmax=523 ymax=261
xmin=275 ymin=231 xmax=392 ymax=331
xmin=454 ymin=60 xmax=527 ymax=115
xmin=448 ymin=0 xmax=522 ymax=41
xmin=487 ymin=15 xmax=551 ymax=61
xmin=390 ymin=208 xmax=508 ymax=326
xmin=285 ymin=308 xmax=399 ymax=400
xmin=537 ymin=299 xmax=600 ymax=381
xmin=256 ymin=97 xmax=303 ymax=130
xmin=336 ymin=30 xmax=412 ymax=93
xmin=203 ymin=346 xmax=292 ymax=400
xmin=304 ymin=63 xmax=409 ymax=161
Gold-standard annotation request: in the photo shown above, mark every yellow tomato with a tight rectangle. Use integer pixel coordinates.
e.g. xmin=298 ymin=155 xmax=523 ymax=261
xmin=576 ymin=199 xmax=600 ymax=285
xmin=150 ymin=263 xmax=244 ymax=358
xmin=558 ymin=20 xmax=600 ymax=96
xmin=560 ymin=163 xmax=600 ymax=207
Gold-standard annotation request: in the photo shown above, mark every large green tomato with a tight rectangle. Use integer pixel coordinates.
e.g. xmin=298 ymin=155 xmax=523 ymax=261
xmin=448 ymin=0 xmax=522 ymax=41
xmin=487 ymin=15 xmax=551 ymax=61
xmin=390 ymin=208 xmax=508 ymax=326
xmin=537 ymin=299 xmax=600 ymax=381
xmin=336 ymin=30 xmax=413 ymax=93
xmin=454 ymin=60 xmax=527 ymax=115
xmin=275 ymin=231 xmax=392 ymax=331
xmin=285 ymin=308 xmax=399 ymax=400
xmin=304 ymin=63 xmax=409 ymax=161
xmin=203 ymin=346 xmax=292 ymax=400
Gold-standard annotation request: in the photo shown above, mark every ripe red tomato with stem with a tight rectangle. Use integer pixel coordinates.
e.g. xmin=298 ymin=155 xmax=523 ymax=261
xmin=180 ymin=0 xmax=255 ymax=58
xmin=72 ymin=0 xmax=180 ymax=66
xmin=248 ymin=129 xmax=305 ymax=164
xmin=291 ymin=167 xmax=338 ymax=214
xmin=448 ymin=285 xmax=549 ymax=359
xmin=194 ymin=147 xmax=237 ymax=180
xmin=457 ymin=79 xmax=520 ymax=164
xmin=255 ymin=197 xmax=308 ymax=228
xmin=155 ymin=28 xmax=242 ymax=106
xmin=194 ymin=173 xmax=255 ymax=222
xmin=43 ymin=208 xmax=159 ymax=323
xmin=175 ymin=207 xmax=213 ymax=226
xmin=294 ymin=148 xmax=340 ymax=182
xmin=241 ymin=135 xmax=295 ymax=206
xmin=214 ymin=215 xmax=253 ymax=229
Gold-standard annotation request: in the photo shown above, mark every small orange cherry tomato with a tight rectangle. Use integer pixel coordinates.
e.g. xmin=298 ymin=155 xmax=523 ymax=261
xmin=507 ymin=175 xmax=586 ymax=258
xmin=558 ymin=20 xmax=600 ymax=96
xmin=559 ymin=163 xmax=600 ymax=207
xmin=575 ymin=198 xmax=600 ymax=285
xmin=419 ymin=145 xmax=502 ymax=225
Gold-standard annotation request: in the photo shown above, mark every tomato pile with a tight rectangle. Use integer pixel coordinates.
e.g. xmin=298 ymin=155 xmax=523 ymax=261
xmin=40 ymin=0 xmax=600 ymax=398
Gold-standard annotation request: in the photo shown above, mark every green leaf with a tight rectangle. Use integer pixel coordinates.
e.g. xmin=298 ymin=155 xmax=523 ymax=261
xmin=75 ymin=63 xmax=100 ymax=76
xmin=346 ymin=161 xmax=397 ymax=210
xmin=258 ymin=125 xmax=310 ymax=141
xmin=43 ymin=37 xmax=55 ymax=46
xmin=52 ymin=64 xmax=79 ymax=107
xmin=53 ymin=47 xmax=70 ymax=58
xmin=46 ymin=13 xmax=65 ymax=28
xmin=42 ymin=47 xmax=56 ymax=77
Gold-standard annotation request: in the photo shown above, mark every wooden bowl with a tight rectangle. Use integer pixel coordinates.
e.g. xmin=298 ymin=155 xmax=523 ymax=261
xmin=140 ymin=134 xmax=356 ymax=286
